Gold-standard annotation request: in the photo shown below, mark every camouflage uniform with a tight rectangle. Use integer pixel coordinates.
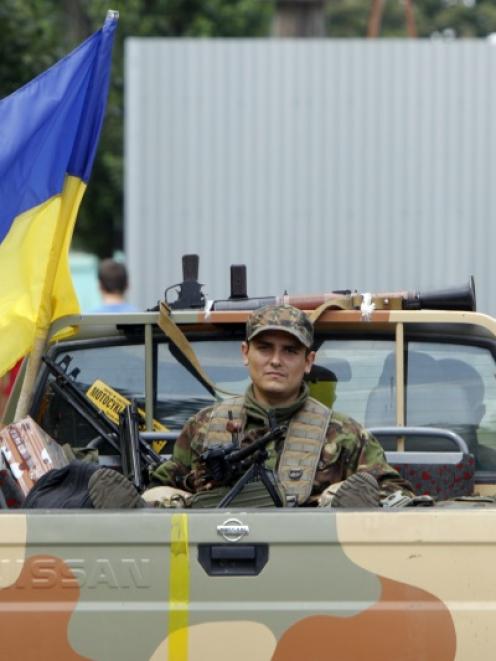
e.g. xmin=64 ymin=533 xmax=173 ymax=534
xmin=151 ymin=392 xmax=413 ymax=505
xmin=245 ymin=303 xmax=315 ymax=348
xmin=151 ymin=304 xmax=413 ymax=504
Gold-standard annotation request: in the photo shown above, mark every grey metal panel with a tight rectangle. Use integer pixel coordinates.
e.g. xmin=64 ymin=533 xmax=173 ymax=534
xmin=125 ymin=39 xmax=496 ymax=313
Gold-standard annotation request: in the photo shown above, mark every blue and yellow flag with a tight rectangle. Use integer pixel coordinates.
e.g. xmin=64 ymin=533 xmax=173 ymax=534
xmin=0 ymin=12 xmax=118 ymax=377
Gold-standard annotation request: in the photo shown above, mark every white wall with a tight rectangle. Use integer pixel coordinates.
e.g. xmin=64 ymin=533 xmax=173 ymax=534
xmin=125 ymin=39 xmax=496 ymax=313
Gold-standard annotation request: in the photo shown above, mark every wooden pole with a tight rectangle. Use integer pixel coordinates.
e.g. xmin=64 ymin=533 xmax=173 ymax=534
xmin=14 ymin=334 xmax=48 ymax=420
xmin=13 ymin=178 xmax=84 ymax=421
xmin=367 ymin=0 xmax=384 ymax=38
xmin=368 ymin=0 xmax=417 ymax=38
xmin=404 ymin=0 xmax=417 ymax=38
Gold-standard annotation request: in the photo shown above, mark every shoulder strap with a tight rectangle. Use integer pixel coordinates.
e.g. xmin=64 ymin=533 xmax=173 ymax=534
xmin=277 ymin=397 xmax=331 ymax=505
xmin=158 ymin=302 xmax=235 ymax=399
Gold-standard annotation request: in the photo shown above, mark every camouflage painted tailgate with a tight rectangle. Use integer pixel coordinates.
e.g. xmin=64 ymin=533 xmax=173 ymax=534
xmin=1 ymin=508 xmax=492 ymax=660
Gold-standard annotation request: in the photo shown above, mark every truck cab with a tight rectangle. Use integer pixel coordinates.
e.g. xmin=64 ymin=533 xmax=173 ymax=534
xmin=1 ymin=267 xmax=495 ymax=660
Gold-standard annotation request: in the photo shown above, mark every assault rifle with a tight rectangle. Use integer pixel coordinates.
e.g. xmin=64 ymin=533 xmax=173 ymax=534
xmin=42 ymin=355 xmax=162 ymax=478
xmin=119 ymin=403 xmax=145 ymax=491
xmin=201 ymin=422 xmax=288 ymax=507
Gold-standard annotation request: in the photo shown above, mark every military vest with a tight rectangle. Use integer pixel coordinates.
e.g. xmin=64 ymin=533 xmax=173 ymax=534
xmin=204 ymin=396 xmax=331 ymax=505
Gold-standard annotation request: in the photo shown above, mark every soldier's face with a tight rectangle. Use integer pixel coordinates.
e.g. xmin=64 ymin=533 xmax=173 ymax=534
xmin=241 ymin=331 xmax=315 ymax=407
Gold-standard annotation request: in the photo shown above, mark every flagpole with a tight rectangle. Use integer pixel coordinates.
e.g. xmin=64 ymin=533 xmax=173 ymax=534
xmin=14 ymin=178 xmax=85 ymax=420
xmin=9 ymin=12 xmax=118 ymax=420
xmin=14 ymin=335 xmax=48 ymax=420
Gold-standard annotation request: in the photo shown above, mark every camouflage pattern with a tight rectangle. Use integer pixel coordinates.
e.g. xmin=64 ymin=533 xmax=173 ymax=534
xmin=151 ymin=399 xmax=413 ymax=502
xmin=246 ymin=304 xmax=314 ymax=348
xmin=5 ymin=293 xmax=496 ymax=658
xmin=6 ymin=507 xmax=495 ymax=660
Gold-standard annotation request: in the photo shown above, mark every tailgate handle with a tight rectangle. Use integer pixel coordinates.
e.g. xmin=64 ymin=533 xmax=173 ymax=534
xmin=198 ymin=544 xmax=268 ymax=576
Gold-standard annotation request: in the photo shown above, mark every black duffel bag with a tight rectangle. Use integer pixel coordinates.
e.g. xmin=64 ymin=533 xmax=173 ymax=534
xmin=24 ymin=461 xmax=99 ymax=509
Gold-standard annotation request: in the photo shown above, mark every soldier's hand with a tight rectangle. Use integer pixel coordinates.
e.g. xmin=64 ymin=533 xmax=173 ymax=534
xmin=141 ymin=486 xmax=193 ymax=508
xmin=201 ymin=444 xmax=233 ymax=484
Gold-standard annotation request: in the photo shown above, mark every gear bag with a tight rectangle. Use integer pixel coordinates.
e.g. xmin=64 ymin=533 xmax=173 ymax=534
xmin=23 ymin=461 xmax=99 ymax=509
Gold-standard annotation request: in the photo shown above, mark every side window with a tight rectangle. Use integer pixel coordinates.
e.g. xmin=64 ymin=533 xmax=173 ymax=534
xmin=315 ymin=338 xmax=496 ymax=472
xmin=156 ymin=340 xmax=249 ymax=429
xmin=40 ymin=344 xmax=148 ymax=446
xmin=40 ymin=339 xmax=249 ymax=444
xmin=52 ymin=345 xmax=147 ymax=399
xmin=408 ymin=342 xmax=496 ymax=471
xmin=314 ymin=340 xmax=396 ymax=425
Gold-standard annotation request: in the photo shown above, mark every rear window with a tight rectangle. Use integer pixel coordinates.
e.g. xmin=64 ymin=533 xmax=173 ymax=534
xmin=37 ymin=334 xmax=496 ymax=472
xmin=38 ymin=339 xmax=247 ymax=445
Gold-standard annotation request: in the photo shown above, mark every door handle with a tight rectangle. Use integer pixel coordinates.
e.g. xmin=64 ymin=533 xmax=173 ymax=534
xmin=198 ymin=544 xmax=268 ymax=576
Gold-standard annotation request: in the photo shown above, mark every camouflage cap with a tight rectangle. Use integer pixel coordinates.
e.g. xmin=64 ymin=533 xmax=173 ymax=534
xmin=246 ymin=304 xmax=314 ymax=349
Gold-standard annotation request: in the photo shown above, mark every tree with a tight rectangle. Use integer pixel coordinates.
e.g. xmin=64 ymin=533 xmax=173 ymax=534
xmin=5 ymin=1 xmax=496 ymax=256
xmin=0 ymin=1 xmax=62 ymax=95
xmin=0 ymin=0 xmax=274 ymax=257
xmin=327 ymin=1 xmax=496 ymax=39
xmin=66 ymin=0 xmax=275 ymax=257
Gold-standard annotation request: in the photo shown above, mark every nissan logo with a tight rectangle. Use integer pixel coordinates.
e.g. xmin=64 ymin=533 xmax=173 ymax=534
xmin=216 ymin=518 xmax=250 ymax=542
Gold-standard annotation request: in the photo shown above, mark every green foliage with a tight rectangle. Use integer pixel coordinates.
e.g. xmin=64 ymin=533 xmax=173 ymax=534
xmin=327 ymin=1 xmax=496 ymax=38
xmin=71 ymin=0 xmax=274 ymax=256
xmin=1 ymin=0 xmax=273 ymax=257
xmin=4 ymin=1 xmax=496 ymax=256
xmin=325 ymin=0 xmax=372 ymax=37
xmin=0 ymin=0 xmax=62 ymax=96
xmin=429 ymin=2 xmax=496 ymax=38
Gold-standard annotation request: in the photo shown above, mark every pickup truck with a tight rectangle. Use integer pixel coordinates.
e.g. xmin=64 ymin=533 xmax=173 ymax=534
xmin=1 ymin=266 xmax=495 ymax=661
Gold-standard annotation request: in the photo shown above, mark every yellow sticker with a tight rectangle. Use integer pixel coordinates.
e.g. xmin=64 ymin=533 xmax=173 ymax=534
xmin=168 ymin=513 xmax=189 ymax=660
xmin=86 ymin=379 xmax=168 ymax=452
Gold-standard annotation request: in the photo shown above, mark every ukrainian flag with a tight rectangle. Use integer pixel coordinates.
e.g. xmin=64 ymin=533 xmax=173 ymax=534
xmin=0 ymin=11 xmax=118 ymax=377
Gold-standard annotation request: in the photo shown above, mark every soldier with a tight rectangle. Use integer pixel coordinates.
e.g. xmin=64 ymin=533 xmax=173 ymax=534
xmin=89 ymin=304 xmax=414 ymax=508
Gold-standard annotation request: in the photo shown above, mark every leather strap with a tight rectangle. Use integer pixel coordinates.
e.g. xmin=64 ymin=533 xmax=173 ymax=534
xmin=308 ymin=295 xmax=355 ymax=323
xmin=158 ymin=302 xmax=233 ymax=399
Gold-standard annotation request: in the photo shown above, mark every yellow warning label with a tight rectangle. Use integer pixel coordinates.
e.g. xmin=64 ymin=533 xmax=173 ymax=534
xmin=86 ymin=380 xmax=168 ymax=452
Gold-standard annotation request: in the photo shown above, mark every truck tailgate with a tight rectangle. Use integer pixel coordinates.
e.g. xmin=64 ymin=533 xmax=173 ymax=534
xmin=0 ymin=508 xmax=493 ymax=660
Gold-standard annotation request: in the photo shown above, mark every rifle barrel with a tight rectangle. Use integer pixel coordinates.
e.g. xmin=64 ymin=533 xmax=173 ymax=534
xmin=225 ymin=426 xmax=286 ymax=464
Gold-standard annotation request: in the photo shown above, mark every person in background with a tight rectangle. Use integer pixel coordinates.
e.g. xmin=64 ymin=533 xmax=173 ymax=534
xmin=91 ymin=258 xmax=138 ymax=313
